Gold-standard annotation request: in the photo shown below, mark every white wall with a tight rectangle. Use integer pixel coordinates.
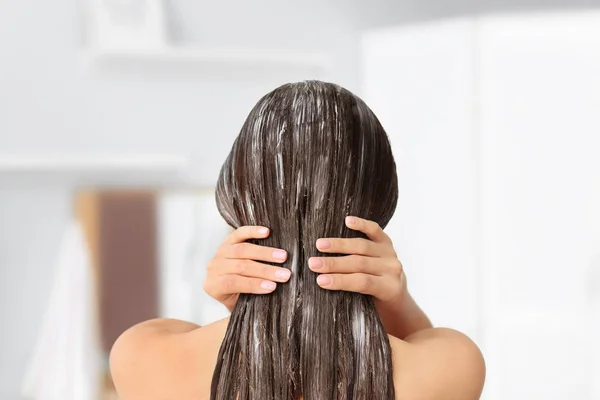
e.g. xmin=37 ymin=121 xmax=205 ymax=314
xmin=0 ymin=1 xmax=361 ymax=398
xmin=0 ymin=0 xmax=363 ymax=185
xmin=478 ymin=13 xmax=600 ymax=398
xmin=362 ymin=11 xmax=600 ymax=399
xmin=362 ymin=19 xmax=480 ymax=340
xmin=0 ymin=188 xmax=72 ymax=398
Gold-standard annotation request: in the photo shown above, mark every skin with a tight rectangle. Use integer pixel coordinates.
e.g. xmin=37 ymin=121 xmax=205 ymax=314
xmin=110 ymin=217 xmax=486 ymax=400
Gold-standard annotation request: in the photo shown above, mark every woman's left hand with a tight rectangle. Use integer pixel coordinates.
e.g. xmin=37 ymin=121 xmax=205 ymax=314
xmin=308 ymin=216 xmax=407 ymax=306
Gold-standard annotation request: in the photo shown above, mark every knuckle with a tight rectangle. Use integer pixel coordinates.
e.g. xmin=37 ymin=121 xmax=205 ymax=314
xmin=231 ymin=228 xmax=243 ymax=241
xmin=392 ymin=262 xmax=403 ymax=277
xmin=349 ymin=255 xmax=367 ymax=272
xmin=358 ymin=275 xmax=372 ymax=292
xmin=328 ymin=275 xmax=340 ymax=289
xmin=261 ymin=265 xmax=273 ymax=278
xmin=222 ymin=275 xmax=236 ymax=293
xmin=232 ymin=243 xmax=246 ymax=258
xmin=244 ymin=226 xmax=257 ymax=238
xmin=227 ymin=231 xmax=239 ymax=243
xmin=234 ymin=259 xmax=248 ymax=274
xmin=358 ymin=240 xmax=370 ymax=254
xmin=322 ymin=257 xmax=336 ymax=272
xmin=364 ymin=220 xmax=376 ymax=232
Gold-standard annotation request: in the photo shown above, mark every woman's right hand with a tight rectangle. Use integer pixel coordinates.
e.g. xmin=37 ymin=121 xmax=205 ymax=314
xmin=203 ymin=226 xmax=291 ymax=312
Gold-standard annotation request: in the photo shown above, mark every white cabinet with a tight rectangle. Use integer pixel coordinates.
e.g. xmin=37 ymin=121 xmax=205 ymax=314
xmin=362 ymin=11 xmax=600 ymax=399
xmin=363 ymin=18 xmax=481 ymax=341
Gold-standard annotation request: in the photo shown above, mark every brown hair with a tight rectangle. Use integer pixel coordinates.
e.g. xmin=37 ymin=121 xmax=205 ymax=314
xmin=213 ymin=80 xmax=398 ymax=400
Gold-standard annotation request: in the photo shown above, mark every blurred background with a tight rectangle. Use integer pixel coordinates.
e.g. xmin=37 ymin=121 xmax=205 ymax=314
xmin=1 ymin=0 xmax=599 ymax=399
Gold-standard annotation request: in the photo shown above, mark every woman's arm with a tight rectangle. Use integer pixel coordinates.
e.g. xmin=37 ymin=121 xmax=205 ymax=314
xmin=376 ymin=287 xmax=433 ymax=340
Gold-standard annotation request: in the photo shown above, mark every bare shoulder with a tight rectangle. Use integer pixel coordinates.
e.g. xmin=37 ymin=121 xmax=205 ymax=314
xmin=110 ymin=320 xmax=484 ymax=400
xmin=109 ymin=317 xmax=230 ymax=400
xmin=389 ymin=328 xmax=485 ymax=400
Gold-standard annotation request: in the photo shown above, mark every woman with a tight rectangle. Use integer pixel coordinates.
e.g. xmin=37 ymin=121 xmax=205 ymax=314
xmin=110 ymin=81 xmax=485 ymax=400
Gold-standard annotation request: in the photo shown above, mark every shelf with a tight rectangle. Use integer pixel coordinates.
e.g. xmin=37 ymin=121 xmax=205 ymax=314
xmin=81 ymin=46 xmax=333 ymax=71
xmin=0 ymin=154 xmax=192 ymax=187
xmin=0 ymin=154 xmax=189 ymax=173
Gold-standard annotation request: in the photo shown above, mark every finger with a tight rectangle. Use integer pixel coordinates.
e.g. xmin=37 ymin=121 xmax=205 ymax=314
xmin=224 ymin=226 xmax=270 ymax=245
xmin=211 ymin=274 xmax=279 ymax=295
xmin=308 ymin=255 xmax=386 ymax=275
xmin=316 ymin=273 xmax=381 ymax=296
xmin=218 ymin=242 xmax=288 ymax=263
xmin=345 ymin=216 xmax=390 ymax=243
xmin=315 ymin=237 xmax=377 ymax=256
xmin=216 ymin=259 xmax=291 ymax=282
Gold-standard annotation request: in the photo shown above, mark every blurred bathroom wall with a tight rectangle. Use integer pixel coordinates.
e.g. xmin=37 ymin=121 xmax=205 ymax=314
xmin=363 ymin=11 xmax=600 ymax=398
xmin=0 ymin=1 xmax=361 ymax=396
xmin=1 ymin=0 xmax=600 ymax=399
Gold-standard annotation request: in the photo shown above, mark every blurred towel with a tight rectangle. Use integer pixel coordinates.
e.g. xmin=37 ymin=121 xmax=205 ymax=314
xmin=188 ymin=193 xmax=233 ymax=325
xmin=157 ymin=192 xmax=231 ymax=325
xmin=22 ymin=220 xmax=101 ymax=400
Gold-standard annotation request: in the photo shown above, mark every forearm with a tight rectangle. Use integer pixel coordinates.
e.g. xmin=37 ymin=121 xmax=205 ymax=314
xmin=377 ymin=290 xmax=433 ymax=340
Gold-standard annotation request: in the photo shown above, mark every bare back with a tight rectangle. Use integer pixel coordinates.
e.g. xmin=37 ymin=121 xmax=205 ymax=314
xmin=110 ymin=318 xmax=485 ymax=400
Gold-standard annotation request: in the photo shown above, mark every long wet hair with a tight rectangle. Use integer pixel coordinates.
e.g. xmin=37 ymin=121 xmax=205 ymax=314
xmin=212 ymin=81 xmax=399 ymax=400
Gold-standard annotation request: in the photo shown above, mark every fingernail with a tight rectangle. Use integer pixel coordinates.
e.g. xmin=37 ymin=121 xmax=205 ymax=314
xmin=273 ymin=250 xmax=287 ymax=261
xmin=308 ymin=258 xmax=323 ymax=270
xmin=316 ymin=239 xmax=331 ymax=250
xmin=275 ymin=268 xmax=291 ymax=281
xmin=261 ymin=281 xmax=277 ymax=291
xmin=258 ymin=227 xmax=269 ymax=235
xmin=346 ymin=216 xmax=357 ymax=225
xmin=317 ymin=275 xmax=333 ymax=287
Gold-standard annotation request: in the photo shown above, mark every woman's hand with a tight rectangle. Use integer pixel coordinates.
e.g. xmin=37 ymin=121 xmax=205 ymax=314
xmin=311 ymin=216 xmax=430 ymax=339
xmin=203 ymin=226 xmax=291 ymax=312
xmin=203 ymin=217 xmax=423 ymax=339
xmin=309 ymin=216 xmax=407 ymax=306
xmin=203 ymin=218 xmax=406 ymax=311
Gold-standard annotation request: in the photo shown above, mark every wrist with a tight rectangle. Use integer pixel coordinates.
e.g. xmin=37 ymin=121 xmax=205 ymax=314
xmin=378 ymin=270 xmax=409 ymax=309
xmin=375 ymin=276 xmax=432 ymax=339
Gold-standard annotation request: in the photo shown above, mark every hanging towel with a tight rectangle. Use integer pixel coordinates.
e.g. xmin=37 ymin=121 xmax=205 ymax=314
xmin=22 ymin=220 xmax=102 ymax=400
xmin=157 ymin=192 xmax=198 ymax=321
xmin=157 ymin=191 xmax=231 ymax=325
xmin=189 ymin=193 xmax=232 ymax=325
